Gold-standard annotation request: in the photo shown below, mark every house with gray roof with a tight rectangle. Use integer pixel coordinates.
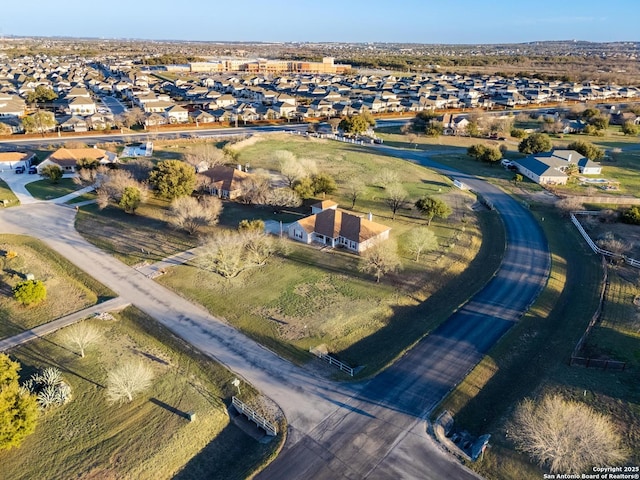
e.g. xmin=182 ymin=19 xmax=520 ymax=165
xmin=513 ymin=149 xmax=602 ymax=186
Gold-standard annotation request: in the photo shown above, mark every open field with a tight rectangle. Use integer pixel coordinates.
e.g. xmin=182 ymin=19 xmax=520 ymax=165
xmin=1 ymin=306 xmax=280 ymax=480
xmin=0 ymin=178 xmax=20 ymax=207
xmin=76 ymin=200 xmax=198 ymax=266
xmin=433 ymin=205 xmax=640 ymax=479
xmin=0 ymin=234 xmax=115 ymax=339
xmin=25 ymin=178 xmax=85 ymax=201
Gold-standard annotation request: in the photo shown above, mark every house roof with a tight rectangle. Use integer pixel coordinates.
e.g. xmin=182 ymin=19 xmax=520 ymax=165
xmin=513 ymin=156 xmax=568 ymax=179
xmin=0 ymin=152 xmax=34 ymax=163
xmin=312 ymin=200 xmax=338 ymax=210
xmin=299 ymin=208 xmax=390 ymax=244
xmin=199 ymin=165 xmax=251 ymax=193
xmin=47 ymin=147 xmax=116 ymax=164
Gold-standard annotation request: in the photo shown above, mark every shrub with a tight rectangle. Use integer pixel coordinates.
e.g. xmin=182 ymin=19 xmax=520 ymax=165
xmin=13 ymin=280 xmax=47 ymax=306
xmin=621 ymin=206 xmax=640 ymax=225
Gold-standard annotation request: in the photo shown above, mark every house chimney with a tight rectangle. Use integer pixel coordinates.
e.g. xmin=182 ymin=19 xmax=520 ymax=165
xmin=237 ymin=164 xmax=242 ymax=171
xmin=568 ymin=153 xmax=572 ymax=163
xmin=367 ymin=212 xmax=373 ymax=221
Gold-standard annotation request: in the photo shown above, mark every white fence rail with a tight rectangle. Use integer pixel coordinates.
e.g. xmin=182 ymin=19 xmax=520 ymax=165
xmin=309 ymin=348 xmax=355 ymax=376
xmin=570 ymin=212 xmax=640 ymax=269
xmin=231 ymin=396 xmax=277 ymax=436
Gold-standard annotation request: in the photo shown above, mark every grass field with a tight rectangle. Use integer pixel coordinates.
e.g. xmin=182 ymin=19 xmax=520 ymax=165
xmin=0 ymin=234 xmax=115 ymax=339
xmin=433 ymin=205 xmax=640 ymax=479
xmin=25 ymin=178 xmax=85 ymax=201
xmin=0 ymin=307 xmax=280 ymax=480
xmin=0 ymin=178 xmax=20 ymax=207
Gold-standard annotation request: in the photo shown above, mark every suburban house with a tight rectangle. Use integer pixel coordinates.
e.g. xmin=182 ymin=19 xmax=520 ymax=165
xmin=288 ymin=201 xmax=391 ymax=254
xmin=513 ymin=149 xmax=602 ymax=186
xmin=199 ymin=165 xmax=252 ymax=200
xmin=0 ymin=151 xmax=36 ymax=170
xmin=68 ymin=96 xmax=97 ymax=115
xmin=37 ymin=147 xmax=119 ymax=174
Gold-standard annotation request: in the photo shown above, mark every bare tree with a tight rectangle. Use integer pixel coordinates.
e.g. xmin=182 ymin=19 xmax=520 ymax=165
xmin=345 ymin=177 xmax=366 ymax=209
xmin=275 ymin=150 xmax=302 ymax=188
xmin=555 ymin=197 xmax=585 ymax=216
xmin=124 ymin=158 xmax=154 ymax=182
xmin=239 ymin=171 xmax=271 ymax=205
xmin=266 ymin=187 xmax=302 ymax=210
xmin=167 ymin=196 xmax=222 ymax=235
xmin=62 ymin=322 xmax=101 ymax=358
xmin=95 ymin=170 xmax=148 ymax=210
xmin=184 ymin=144 xmax=226 ymax=172
xmin=359 ymin=241 xmax=401 ymax=283
xmin=510 ymin=394 xmax=626 ymax=474
xmin=385 ymin=183 xmax=408 ymax=220
xmin=405 ymin=227 xmax=438 ymax=261
xmin=597 ymin=232 xmax=631 ymax=255
xmin=374 ymin=169 xmax=399 ymax=189
xmin=106 ymin=362 xmax=154 ymax=404
xmin=73 ymin=165 xmax=109 ymax=187
xmin=328 ymin=117 xmax=341 ymax=134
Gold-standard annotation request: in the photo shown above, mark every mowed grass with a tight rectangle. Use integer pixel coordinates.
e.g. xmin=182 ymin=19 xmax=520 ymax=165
xmin=0 ymin=178 xmax=20 ymax=207
xmin=0 ymin=234 xmax=115 ymax=339
xmin=434 ymin=205 xmax=640 ymax=479
xmin=25 ymin=178 xmax=85 ymax=200
xmin=1 ymin=307 xmax=280 ymax=480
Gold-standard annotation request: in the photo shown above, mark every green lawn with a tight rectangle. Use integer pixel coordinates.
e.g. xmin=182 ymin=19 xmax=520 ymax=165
xmin=1 ymin=307 xmax=281 ymax=480
xmin=434 ymin=205 xmax=640 ymax=479
xmin=0 ymin=178 xmax=20 ymax=207
xmin=0 ymin=234 xmax=115 ymax=339
xmin=25 ymin=178 xmax=85 ymax=200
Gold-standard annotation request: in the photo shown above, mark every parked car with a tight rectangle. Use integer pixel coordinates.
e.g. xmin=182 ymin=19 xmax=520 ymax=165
xmin=28 ymin=166 xmax=37 ymax=174
xmin=14 ymin=165 xmax=25 ymax=174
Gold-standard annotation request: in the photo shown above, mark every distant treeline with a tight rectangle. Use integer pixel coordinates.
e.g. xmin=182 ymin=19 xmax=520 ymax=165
xmin=141 ymin=54 xmax=206 ymax=65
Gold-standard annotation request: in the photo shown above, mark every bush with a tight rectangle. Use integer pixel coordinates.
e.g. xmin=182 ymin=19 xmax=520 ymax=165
xmin=518 ymin=133 xmax=552 ymax=154
xmin=621 ymin=206 xmax=640 ymax=225
xmin=13 ymin=280 xmax=47 ymax=306
xmin=510 ymin=128 xmax=526 ymax=139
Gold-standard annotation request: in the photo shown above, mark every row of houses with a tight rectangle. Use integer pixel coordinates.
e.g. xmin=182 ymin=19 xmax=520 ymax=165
xmin=3 ymin=52 xmax=640 ymax=134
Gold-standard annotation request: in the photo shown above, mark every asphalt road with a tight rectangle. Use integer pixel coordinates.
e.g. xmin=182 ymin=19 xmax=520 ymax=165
xmin=257 ymin=148 xmax=550 ymax=479
xmin=0 ymin=142 xmax=550 ymax=480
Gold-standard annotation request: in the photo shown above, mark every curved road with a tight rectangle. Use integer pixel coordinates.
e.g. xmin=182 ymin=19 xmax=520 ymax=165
xmin=0 ymin=145 xmax=549 ymax=479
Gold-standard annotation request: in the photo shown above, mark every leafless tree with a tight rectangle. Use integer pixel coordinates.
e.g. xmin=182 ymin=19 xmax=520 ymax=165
xmin=555 ymin=197 xmax=585 ymax=216
xmin=266 ymin=187 xmax=302 ymax=210
xmin=106 ymin=361 xmax=154 ymax=404
xmin=239 ymin=172 xmax=271 ymax=205
xmin=328 ymin=117 xmax=342 ymax=134
xmin=124 ymin=158 xmax=154 ymax=182
xmin=277 ymin=150 xmax=304 ymax=188
xmin=597 ymin=232 xmax=631 ymax=255
xmin=374 ymin=169 xmax=399 ymax=189
xmin=120 ymin=108 xmax=145 ymax=129
xmin=359 ymin=240 xmax=402 ymax=283
xmin=184 ymin=144 xmax=226 ymax=172
xmin=95 ymin=170 xmax=148 ymax=210
xmin=167 ymin=196 xmax=222 ymax=235
xmin=405 ymin=227 xmax=438 ymax=261
xmin=62 ymin=322 xmax=101 ymax=358
xmin=345 ymin=177 xmax=367 ymax=209
xmin=73 ymin=165 xmax=109 ymax=187
xmin=385 ymin=183 xmax=408 ymax=220
xmin=510 ymin=394 xmax=626 ymax=474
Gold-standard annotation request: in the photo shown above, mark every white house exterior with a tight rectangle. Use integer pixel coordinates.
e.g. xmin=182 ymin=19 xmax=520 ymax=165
xmin=513 ymin=149 xmax=602 ymax=185
xmin=288 ymin=202 xmax=391 ymax=254
xmin=0 ymin=152 xmax=36 ymax=170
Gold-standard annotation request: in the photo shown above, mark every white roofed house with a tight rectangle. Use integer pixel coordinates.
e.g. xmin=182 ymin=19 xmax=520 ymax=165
xmin=165 ymin=105 xmax=189 ymax=124
xmin=288 ymin=201 xmax=391 ymax=254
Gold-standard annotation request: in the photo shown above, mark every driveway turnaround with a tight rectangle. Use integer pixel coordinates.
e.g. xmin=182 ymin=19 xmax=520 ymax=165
xmin=0 ymin=145 xmax=550 ymax=479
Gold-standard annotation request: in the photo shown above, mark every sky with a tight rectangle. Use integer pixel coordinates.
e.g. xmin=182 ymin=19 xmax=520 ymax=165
xmin=1 ymin=0 xmax=638 ymax=44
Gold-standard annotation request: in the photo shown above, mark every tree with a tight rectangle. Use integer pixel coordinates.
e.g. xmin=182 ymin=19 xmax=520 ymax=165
xmin=345 ymin=177 xmax=366 ymax=209
xmin=374 ymin=169 xmax=399 ymax=189
xmin=13 ymin=280 xmax=46 ymax=306
xmin=120 ymin=108 xmax=145 ymax=129
xmin=467 ymin=144 xmax=487 ymax=161
xmin=95 ymin=170 xmax=147 ymax=210
xmin=22 ymin=111 xmax=56 ymax=135
xmin=119 ymin=186 xmax=142 ymax=214
xmin=466 ymin=119 xmax=481 ymax=138
xmin=238 ymin=219 xmax=265 ymax=233
xmin=266 ymin=188 xmax=302 ymax=211
xmin=415 ymin=196 xmax=452 ymax=226
xmin=513 ymin=173 xmax=523 ymax=185
xmin=555 ymin=197 xmax=584 ymax=216
xmin=339 ymin=115 xmax=371 ymax=136
xmin=277 ymin=150 xmax=304 ymax=188
xmin=328 ymin=117 xmax=342 ymax=134
xmin=76 ymin=157 xmax=100 ymax=171
xmin=621 ymin=121 xmax=639 ymax=136
xmin=184 ymin=144 xmax=226 ymax=171
xmin=26 ymin=86 xmax=57 ymax=104
xmin=40 ymin=165 xmax=63 ymax=184
xmin=589 ymin=115 xmax=609 ymax=131
xmin=311 ymin=173 xmax=337 ymax=196
xmin=167 ymin=196 xmax=222 ymax=235
xmin=622 ymin=206 xmax=640 ymax=225
xmin=385 ymin=183 xmax=407 ymax=220
xmin=510 ymin=128 xmax=526 ymax=139
xmin=425 ymin=121 xmax=443 ymax=137
xmin=481 ymin=146 xmax=502 ymax=165
xmin=359 ymin=241 xmax=401 ymax=283
xmin=0 ymin=354 xmax=38 ymax=450
xmin=62 ymin=323 xmax=101 ymax=358
xmin=149 ymin=160 xmax=196 ymax=200
xmin=293 ymin=177 xmax=315 ymax=199
xmin=567 ymin=140 xmax=605 ymax=161
xmin=518 ymin=133 xmax=553 ymax=154
xmin=0 ymin=122 xmax=12 ymax=136
xmin=106 ymin=362 xmax=154 ymax=404
xmin=510 ymin=394 xmax=625 ymax=474
xmin=405 ymin=227 xmax=438 ymax=262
